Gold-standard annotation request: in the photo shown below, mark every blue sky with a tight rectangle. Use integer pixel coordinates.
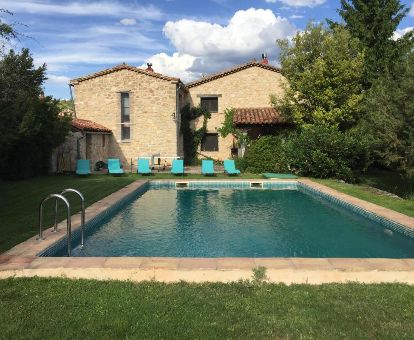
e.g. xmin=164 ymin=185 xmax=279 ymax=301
xmin=2 ymin=0 xmax=413 ymax=99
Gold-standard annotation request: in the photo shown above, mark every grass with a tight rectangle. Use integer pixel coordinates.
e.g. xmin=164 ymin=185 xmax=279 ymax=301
xmin=314 ymin=178 xmax=414 ymax=218
xmin=1 ymin=277 xmax=414 ymax=339
xmin=361 ymin=168 xmax=414 ymax=199
xmin=0 ymin=174 xmax=135 ymax=253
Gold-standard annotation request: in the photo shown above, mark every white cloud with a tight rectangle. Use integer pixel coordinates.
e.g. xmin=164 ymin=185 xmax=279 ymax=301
xmin=265 ymin=0 xmax=326 ymax=7
xmin=141 ymin=53 xmax=197 ymax=81
xmin=32 ymin=22 xmax=166 ymax=74
xmin=289 ymin=14 xmax=304 ymax=19
xmin=120 ymin=18 xmax=137 ymax=26
xmin=409 ymin=4 xmax=414 ymax=17
xmin=47 ymin=74 xmax=71 ymax=85
xmin=159 ymin=8 xmax=296 ymax=77
xmin=393 ymin=27 xmax=414 ymax=40
xmin=0 ymin=0 xmax=163 ymax=20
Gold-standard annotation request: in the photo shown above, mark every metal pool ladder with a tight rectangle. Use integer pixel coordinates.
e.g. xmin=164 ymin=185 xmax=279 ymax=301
xmin=38 ymin=188 xmax=85 ymax=256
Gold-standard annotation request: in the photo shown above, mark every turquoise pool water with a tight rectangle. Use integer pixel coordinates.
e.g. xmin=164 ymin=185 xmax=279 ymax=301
xmin=54 ymin=187 xmax=414 ymax=258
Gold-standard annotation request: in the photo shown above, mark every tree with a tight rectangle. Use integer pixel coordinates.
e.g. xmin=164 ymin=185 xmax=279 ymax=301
xmin=217 ymin=108 xmax=250 ymax=148
xmin=0 ymin=49 xmax=71 ymax=179
xmin=0 ymin=9 xmax=18 ymax=54
xmin=57 ymin=99 xmax=74 ymax=112
xmin=356 ymin=51 xmax=414 ymax=172
xmin=338 ymin=0 xmax=411 ymax=86
xmin=272 ymin=23 xmax=364 ymax=129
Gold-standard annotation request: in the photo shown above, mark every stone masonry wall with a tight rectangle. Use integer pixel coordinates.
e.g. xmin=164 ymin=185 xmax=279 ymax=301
xmin=50 ymin=131 xmax=83 ymax=173
xmin=187 ymin=66 xmax=286 ymax=160
xmin=85 ymin=133 xmax=111 ymax=170
xmin=73 ymin=69 xmax=179 ymax=170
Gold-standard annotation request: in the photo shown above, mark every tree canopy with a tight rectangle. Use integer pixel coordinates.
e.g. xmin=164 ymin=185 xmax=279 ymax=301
xmin=357 ymin=52 xmax=414 ymax=171
xmin=0 ymin=9 xmax=18 ymax=54
xmin=0 ymin=49 xmax=71 ymax=179
xmin=272 ymin=23 xmax=364 ymax=129
xmin=338 ymin=0 xmax=412 ymax=86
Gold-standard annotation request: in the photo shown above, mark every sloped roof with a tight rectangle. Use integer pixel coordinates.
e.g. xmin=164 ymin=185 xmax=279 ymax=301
xmin=186 ymin=61 xmax=282 ymax=88
xmin=70 ymin=63 xmax=180 ymax=85
xmin=71 ymin=118 xmax=112 ymax=133
xmin=233 ymin=107 xmax=283 ymax=125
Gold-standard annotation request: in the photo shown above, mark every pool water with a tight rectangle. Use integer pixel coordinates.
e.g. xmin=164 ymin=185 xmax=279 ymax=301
xmin=65 ymin=188 xmax=414 ymax=258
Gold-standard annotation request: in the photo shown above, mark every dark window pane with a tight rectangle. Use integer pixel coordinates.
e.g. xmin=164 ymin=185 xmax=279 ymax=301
xmin=201 ymin=133 xmax=219 ymax=151
xmin=121 ymin=107 xmax=130 ymax=123
xmin=200 ymin=97 xmax=218 ymax=112
xmin=121 ymin=125 xmax=130 ymax=140
xmin=121 ymin=93 xmax=129 ymax=107
xmin=121 ymin=92 xmax=130 ymax=122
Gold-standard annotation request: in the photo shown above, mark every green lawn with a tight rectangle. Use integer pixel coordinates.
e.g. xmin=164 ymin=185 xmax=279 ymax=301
xmin=361 ymin=168 xmax=414 ymax=199
xmin=314 ymin=178 xmax=414 ymax=218
xmin=0 ymin=277 xmax=413 ymax=339
xmin=0 ymin=174 xmax=135 ymax=253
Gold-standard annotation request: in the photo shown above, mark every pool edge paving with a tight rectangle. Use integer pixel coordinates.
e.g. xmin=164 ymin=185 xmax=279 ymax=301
xmin=1 ymin=178 xmax=414 ymax=284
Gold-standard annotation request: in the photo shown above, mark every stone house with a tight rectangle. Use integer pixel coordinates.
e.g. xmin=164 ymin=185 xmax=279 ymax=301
xmin=69 ymin=63 xmax=186 ymax=171
xmin=186 ymin=58 xmax=286 ymax=159
xmin=50 ymin=115 xmax=112 ymax=173
xmin=65 ymin=55 xmax=286 ymax=171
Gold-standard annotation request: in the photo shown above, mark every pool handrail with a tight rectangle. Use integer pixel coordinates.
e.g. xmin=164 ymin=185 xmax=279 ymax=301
xmin=54 ymin=188 xmax=85 ymax=248
xmin=38 ymin=194 xmax=72 ymax=256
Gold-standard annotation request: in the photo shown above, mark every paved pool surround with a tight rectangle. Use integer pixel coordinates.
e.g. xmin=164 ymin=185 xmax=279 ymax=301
xmin=1 ymin=179 xmax=414 ymax=284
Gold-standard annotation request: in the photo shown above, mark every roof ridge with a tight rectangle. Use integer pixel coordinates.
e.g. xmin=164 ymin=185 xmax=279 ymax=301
xmin=186 ymin=61 xmax=281 ymax=88
xmin=70 ymin=63 xmax=180 ymax=85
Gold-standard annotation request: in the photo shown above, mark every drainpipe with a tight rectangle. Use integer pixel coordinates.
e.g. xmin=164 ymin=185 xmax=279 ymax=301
xmin=175 ymin=82 xmax=180 ymax=157
xmin=76 ymin=132 xmax=85 ymax=160
xmin=69 ymin=84 xmax=77 ymax=119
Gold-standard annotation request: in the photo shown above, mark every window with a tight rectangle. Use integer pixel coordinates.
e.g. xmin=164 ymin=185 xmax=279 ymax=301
xmin=201 ymin=133 xmax=219 ymax=151
xmin=200 ymin=97 xmax=218 ymax=113
xmin=120 ymin=92 xmax=130 ymax=140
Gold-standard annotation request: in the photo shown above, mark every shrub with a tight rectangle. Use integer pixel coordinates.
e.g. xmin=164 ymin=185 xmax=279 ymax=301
xmin=242 ymin=135 xmax=289 ymax=173
xmin=242 ymin=125 xmax=369 ymax=181
xmin=284 ymin=125 xmax=369 ymax=181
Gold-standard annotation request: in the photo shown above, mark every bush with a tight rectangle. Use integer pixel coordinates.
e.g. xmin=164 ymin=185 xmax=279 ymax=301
xmin=242 ymin=135 xmax=289 ymax=173
xmin=241 ymin=125 xmax=369 ymax=181
xmin=284 ymin=125 xmax=369 ymax=181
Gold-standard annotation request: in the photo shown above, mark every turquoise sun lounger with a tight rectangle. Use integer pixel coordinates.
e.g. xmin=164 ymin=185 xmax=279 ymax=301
xmin=76 ymin=159 xmax=90 ymax=175
xmin=137 ymin=158 xmax=152 ymax=175
xmin=171 ymin=159 xmax=184 ymax=175
xmin=202 ymin=160 xmax=215 ymax=176
xmin=108 ymin=158 xmax=124 ymax=175
xmin=262 ymin=172 xmax=298 ymax=179
xmin=224 ymin=159 xmax=241 ymax=175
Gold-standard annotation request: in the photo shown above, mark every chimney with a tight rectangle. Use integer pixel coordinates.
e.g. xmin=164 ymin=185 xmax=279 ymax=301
xmin=261 ymin=53 xmax=268 ymax=64
xmin=146 ymin=62 xmax=154 ymax=72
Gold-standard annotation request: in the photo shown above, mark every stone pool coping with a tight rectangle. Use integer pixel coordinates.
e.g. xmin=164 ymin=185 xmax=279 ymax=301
xmin=1 ymin=178 xmax=414 ymax=284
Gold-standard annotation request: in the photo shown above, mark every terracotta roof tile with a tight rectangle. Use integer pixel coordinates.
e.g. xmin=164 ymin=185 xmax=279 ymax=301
xmin=70 ymin=63 xmax=180 ymax=85
xmin=186 ymin=61 xmax=281 ymax=88
xmin=71 ymin=118 xmax=112 ymax=133
xmin=233 ymin=107 xmax=283 ymax=125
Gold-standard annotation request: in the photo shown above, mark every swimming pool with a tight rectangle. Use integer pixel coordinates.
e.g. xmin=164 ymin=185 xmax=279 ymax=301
xmin=42 ymin=181 xmax=414 ymax=258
